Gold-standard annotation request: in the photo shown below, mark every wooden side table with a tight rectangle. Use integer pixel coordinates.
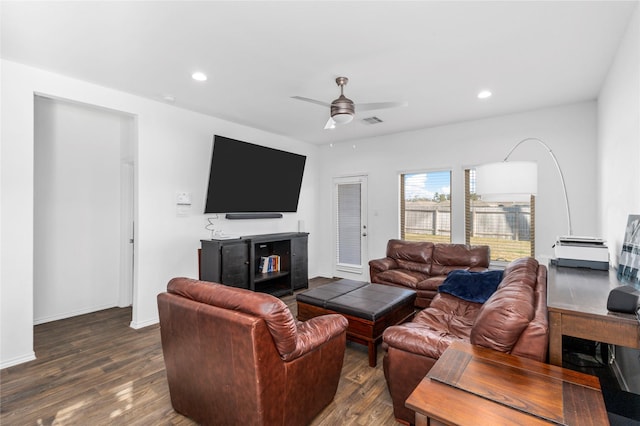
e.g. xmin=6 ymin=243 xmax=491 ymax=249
xmin=406 ymin=341 xmax=609 ymax=426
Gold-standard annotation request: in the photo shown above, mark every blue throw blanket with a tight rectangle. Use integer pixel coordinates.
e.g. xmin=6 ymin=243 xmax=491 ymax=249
xmin=438 ymin=269 xmax=504 ymax=303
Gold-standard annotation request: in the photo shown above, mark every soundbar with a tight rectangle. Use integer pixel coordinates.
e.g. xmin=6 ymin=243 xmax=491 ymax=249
xmin=225 ymin=213 xmax=283 ymax=220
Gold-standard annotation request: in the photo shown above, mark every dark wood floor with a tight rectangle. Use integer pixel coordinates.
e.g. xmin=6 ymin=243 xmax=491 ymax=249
xmin=0 ymin=278 xmax=397 ymax=425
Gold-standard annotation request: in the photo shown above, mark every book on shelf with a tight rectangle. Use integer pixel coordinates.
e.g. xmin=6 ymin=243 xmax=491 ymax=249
xmin=259 ymin=255 xmax=281 ymax=273
xmin=270 ymin=255 xmax=280 ymax=272
xmin=259 ymin=256 xmax=268 ymax=273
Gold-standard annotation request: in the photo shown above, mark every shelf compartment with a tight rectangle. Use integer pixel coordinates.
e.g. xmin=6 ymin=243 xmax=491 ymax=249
xmin=254 ymin=270 xmax=290 ymax=284
xmin=255 ymin=279 xmax=292 ymax=298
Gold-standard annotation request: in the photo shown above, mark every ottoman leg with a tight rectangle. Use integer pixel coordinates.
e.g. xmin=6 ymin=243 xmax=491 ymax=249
xmin=368 ymin=340 xmax=377 ymax=367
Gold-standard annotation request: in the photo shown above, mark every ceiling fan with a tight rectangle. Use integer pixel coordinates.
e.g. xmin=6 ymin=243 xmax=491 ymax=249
xmin=292 ymin=77 xmax=407 ymax=129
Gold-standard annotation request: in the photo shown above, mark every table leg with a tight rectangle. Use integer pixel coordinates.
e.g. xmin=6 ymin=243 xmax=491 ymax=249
xmin=414 ymin=413 xmax=428 ymax=426
xmin=549 ymin=311 xmax=563 ymax=366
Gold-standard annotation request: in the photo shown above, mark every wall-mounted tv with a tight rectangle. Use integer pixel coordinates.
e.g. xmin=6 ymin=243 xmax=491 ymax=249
xmin=204 ymin=135 xmax=306 ymax=214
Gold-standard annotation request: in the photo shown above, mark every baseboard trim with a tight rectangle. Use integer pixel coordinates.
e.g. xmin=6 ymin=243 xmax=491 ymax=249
xmin=34 ymin=303 xmax=118 ymax=325
xmin=129 ymin=317 xmax=158 ymax=330
xmin=1 ymin=351 xmax=36 ymax=369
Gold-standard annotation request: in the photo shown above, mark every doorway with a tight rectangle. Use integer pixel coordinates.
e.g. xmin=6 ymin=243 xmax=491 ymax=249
xmin=333 ymin=175 xmax=368 ymax=278
xmin=33 ymin=96 xmax=136 ymax=324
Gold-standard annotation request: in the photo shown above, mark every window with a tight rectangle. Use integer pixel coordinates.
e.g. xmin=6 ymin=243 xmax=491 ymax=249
xmin=400 ymin=171 xmax=451 ymax=243
xmin=465 ymin=169 xmax=535 ymax=262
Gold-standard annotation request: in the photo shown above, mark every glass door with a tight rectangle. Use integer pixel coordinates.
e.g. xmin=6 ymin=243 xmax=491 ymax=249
xmin=334 ymin=175 xmax=368 ymax=275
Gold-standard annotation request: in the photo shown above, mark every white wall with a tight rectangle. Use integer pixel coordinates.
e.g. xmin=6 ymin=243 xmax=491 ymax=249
xmin=597 ymin=4 xmax=640 ymax=394
xmin=34 ymin=97 xmax=127 ymax=323
xmin=318 ymin=101 xmax=599 ymax=279
xmin=598 ymin=4 xmax=640 ymax=265
xmin=0 ymin=59 xmax=320 ymax=368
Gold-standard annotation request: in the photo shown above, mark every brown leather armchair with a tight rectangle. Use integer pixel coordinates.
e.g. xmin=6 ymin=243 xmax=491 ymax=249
xmin=157 ymin=277 xmax=348 ymax=426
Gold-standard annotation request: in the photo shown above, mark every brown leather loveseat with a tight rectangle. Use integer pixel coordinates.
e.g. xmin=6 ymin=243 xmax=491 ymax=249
xmin=157 ymin=277 xmax=349 ymax=426
xmin=369 ymin=240 xmax=491 ymax=308
xmin=382 ymin=257 xmax=549 ymax=424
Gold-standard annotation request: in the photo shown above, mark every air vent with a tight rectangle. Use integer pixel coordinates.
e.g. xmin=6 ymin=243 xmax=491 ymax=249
xmin=362 ymin=116 xmax=383 ymax=125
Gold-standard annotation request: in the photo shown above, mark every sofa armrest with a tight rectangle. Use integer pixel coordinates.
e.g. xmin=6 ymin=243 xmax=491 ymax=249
xmin=383 ymin=323 xmax=458 ymax=360
xmin=282 ymin=314 xmax=348 ymax=362
xmin=369 ymin=257 xmax=398 ymax=280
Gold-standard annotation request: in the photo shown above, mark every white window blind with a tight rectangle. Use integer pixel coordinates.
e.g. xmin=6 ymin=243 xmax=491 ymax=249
xmin=336 ymin=182 xmax=361 ymax=266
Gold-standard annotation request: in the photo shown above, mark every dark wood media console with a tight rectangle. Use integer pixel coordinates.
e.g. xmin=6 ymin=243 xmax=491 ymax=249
xmin=200 ymin=232 xmax=308 ymax=297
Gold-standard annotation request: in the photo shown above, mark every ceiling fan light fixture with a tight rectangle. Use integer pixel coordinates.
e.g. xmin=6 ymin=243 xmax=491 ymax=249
xmin=330 ymin=93 xmax=355 ymax=124
xmin=292 ymin=75 xmax=405 ymax=129
xmin=331 ymin=113 xmax=354 ymax=124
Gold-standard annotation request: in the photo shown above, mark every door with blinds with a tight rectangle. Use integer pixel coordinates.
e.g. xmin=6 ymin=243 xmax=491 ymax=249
xmin=333 ymin=175 xmax=368 ymax=276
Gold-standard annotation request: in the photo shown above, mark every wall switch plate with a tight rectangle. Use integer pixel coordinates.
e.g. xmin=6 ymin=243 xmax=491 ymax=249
xmin=176 ymin=192 xmax=192 ymax=205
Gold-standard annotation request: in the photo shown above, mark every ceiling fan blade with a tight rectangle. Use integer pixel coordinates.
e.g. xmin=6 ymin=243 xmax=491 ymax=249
xmin=356 ymin=100 xmax=408 ymax=112
xmin=324 ymin=117 xmax=336 ymax=130
xmin=291 ymin=96 xmax=331 ymax=108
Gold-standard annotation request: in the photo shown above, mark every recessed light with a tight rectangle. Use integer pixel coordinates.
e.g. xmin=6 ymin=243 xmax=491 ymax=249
xmin=192 ymin=72 xmax=207 ymax=82
xmin=477 ymin=90 xmax=492 ymax=99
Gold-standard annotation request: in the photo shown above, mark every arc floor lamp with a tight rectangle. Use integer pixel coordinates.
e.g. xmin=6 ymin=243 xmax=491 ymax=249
xmin=475 ymin=137 xmax=573 ymax=237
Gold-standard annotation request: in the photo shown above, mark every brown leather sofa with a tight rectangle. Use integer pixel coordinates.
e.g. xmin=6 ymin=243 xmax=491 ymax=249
xmin=382 ymin=257 xmax=549 ymax=424
xmin=369 ymin=240 xmax=491 ymax=308
xmin=157 ymin=277 xmax=348 ymax=426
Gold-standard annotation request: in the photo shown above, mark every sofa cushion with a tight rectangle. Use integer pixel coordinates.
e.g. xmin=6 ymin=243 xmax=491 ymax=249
xmin=438 ymin=270 xmax=503 ymax=303
xmin=416 ymin=275 xmax=446 ymax=291
xmin=414 ymin=289 xmax=438 ymax=309
xmin=384 ymin=292 xmax=482 ymax=358
xmin=375 ymin=269 xmax=429 ymax=289
xmin=430 ymin=243 xmax=490 ymax=275
xmin=470 ymin=260 xmax=538 ymax=353
xmin=424 ymin=292 xmax=483 ymax=339
xmin=386 ymin=239 xmax=434 ymax=275
xmin=386 ymin=239 xmax=434 ymax=262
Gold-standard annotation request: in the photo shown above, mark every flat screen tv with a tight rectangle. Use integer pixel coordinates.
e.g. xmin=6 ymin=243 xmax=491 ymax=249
xmin=204 ymin=135 xmax=306 ymax=214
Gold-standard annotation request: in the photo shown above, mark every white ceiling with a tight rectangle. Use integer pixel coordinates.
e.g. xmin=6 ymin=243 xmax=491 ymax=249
xmin=2 ymin=1 xmax=637 ymax=145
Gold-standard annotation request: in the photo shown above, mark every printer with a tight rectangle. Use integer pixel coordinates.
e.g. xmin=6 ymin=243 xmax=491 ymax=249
xmin=553 ymin=236 xmax=610 ymax=270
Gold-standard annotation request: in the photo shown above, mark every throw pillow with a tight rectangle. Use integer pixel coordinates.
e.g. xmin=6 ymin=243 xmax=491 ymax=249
xmin=438 ymin=269 xmax=504 ymax=303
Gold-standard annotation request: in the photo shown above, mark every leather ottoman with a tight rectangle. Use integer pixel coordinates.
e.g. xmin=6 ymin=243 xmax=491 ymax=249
xmin=296 ymin=279 xmax=416 ymax=367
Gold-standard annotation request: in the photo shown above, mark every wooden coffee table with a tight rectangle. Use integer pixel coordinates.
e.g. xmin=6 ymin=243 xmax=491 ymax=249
xmin=296 ymin=279 xmax=416 ymax=367
xmin=406 ymin=341 xmax=609 ymax=426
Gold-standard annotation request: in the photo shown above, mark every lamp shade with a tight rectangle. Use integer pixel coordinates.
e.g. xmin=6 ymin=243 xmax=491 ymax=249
xmin=475 ymin=161 xmax=537 ymax=202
